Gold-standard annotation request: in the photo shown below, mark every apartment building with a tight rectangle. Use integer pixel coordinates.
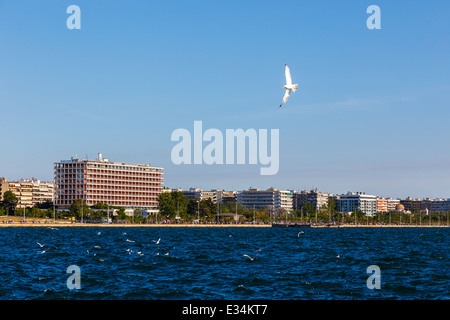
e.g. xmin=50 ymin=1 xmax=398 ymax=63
xmin=5 ymin=179 xmax=54 ymax=208
xmin=32 ymin=181 xmax=55 ymax=205
xmin=236 ymin=187 xmax=293 ymax=213
xmin=216 ymin=190 xmax=236 ymax=204
xmin=292 ymin=190 xmax=308 ymax=211
xmin=182 ymin=188 xmax=217 ymax=203
xmin=54 ymin=154 xmax=164 ymax=214
xmin=0 ymin=178 xmax=9 ymax=201
xmin=400 ymin=197 xmax=423 ymax=213
xmin=386 ymin=198 xmax=401 ymax=212
xmin=307 ymin=189 xmax=329 ymax=211
xmin=441 ymin=199 xmax=450 ymax=212
xmin=293 ymin=189 xmax=330 ymax=211
xmin=8 ymin=180 xmax=33 ymax=209
xmin=376 ymin=198 xmax=388 ymax=213
xmin=336 ymin=192 xmax=377 ymax=216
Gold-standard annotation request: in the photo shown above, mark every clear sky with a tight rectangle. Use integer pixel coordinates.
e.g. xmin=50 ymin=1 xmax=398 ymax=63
xmin=0 ymin=0 xmax=449 ymax=199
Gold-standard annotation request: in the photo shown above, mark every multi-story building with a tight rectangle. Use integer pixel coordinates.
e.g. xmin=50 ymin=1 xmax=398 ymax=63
xmin=292 ymin=189 xmax=329 ymax=211
xmin=386 ymin=198 xmax=401 ymax=212
xmin=307 ymin=189 xmax=329 ymax=211
xmin=54 ymin=154 xmax=164 ymax=214
xmin=292 ymin=190 xmax=308 ymax=211
xmin=0 ymin=178 xmax=9 ymax=201
xmin=32 ymin=180 xmax=55 ymax=205
xmin=236 ymin=187 xmax=293 ymax=213
xmin=399 ymin=197 xmax=450 ymax=213
xmin=336 ymin=192 xmax=377 ymax=216
xmin=6 ymin=179 xmax=54 ymax=208
xmin=8 ymin=180 xmax=33 ymax=209
xmin=215 ymin=190 xmax=236 ymax=204
xmin=376 ymin=198 xmax=388 ymax=213
xmin=428 ymin=198 xmax=448 ymax=212
xmin=376 ymin=197 xmax=402 ymax=213
xmin=442 ymin=199 xmax=450 ymax=212
xmin=182 ymin=188 xmax=217 ymax=203
xmin=400 ymin=197 xmax=422 ymax=213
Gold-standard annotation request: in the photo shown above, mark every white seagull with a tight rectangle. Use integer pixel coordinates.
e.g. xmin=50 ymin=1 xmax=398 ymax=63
xmin=279 ymin=64 xmax=299 ymax=107
xmin=243 ymin=254 xmax=255 ymax=261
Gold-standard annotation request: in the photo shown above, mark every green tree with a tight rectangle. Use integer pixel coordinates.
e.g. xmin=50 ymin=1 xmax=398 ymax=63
xmin=69 ymin=199 xmax=91 ymax=221
xmin=158 ymin=191 xmax=188 ymax=220
xmin=2 ymin=191 xmax=18 ymax=216
xmin=92 ymin=202 xmax=109 ymax=210
xmin=116 ymin=207 xmax=127 ymax=221
xmin=132 ymin=208 xmax=143 ymax=223
xmin=353 ymin=209 xmax=365 ymax=224
xmin=187 ymin=199 xmax=199 ymax=217
xmin=199 ymin=198 xmax=217 ymax=221
xmin=34 ymin=200 xmax=53 ymax=210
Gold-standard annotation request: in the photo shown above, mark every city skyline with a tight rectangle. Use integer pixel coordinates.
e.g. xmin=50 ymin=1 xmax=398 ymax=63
xmin=2 ymin=165 xmax=450 ymax=202
xmin=1 ymin=1 xmax=449 ymax=199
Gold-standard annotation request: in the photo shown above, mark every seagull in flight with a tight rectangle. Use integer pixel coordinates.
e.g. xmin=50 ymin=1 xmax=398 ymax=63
xmin=243 ymin=254 xmax=255 ymax=261
xmin=279 ymin=64 xmax=299 ymax=107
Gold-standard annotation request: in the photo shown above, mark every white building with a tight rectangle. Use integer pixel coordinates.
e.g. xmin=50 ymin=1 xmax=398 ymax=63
xmin=236 ymin=187 xmax=293 ymax=213
xmin=182 ymin=187 xmax=217 ymax=203
xmin=7 ymin=179 xmax=54 ymax=209
xmin=336 ymin=192 xmax=377 ymax=216
xmin=386 ymin=198 xmax=401 ymax=212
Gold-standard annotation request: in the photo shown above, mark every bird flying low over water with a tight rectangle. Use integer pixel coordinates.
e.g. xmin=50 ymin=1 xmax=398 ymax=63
xmin=280 ymin=64 xmax=299 ymax=107
xmin=243 ymin=254 xmax=255 ymax=261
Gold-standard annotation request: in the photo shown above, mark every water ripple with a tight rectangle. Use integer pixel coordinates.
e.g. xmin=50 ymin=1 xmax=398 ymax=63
xmin=0 ymin=227 xmax=448 ymax=299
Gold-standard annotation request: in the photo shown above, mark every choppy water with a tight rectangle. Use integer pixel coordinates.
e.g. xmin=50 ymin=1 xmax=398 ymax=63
xmin=0 ymin=227 xmax=448 ymax=300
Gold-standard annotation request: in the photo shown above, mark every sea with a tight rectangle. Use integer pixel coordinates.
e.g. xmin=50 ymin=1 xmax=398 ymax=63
xmin=0 ymin=227 xmax=448 ymax=300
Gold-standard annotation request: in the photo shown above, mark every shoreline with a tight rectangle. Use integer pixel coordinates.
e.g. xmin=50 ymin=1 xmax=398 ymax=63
xmin=0 ymin=223 xmax=272 ymax=228
xmin=0 ymin=223 xmax=447 ymax=228
xmin=312 ymin=224 xmax=448 ymax=228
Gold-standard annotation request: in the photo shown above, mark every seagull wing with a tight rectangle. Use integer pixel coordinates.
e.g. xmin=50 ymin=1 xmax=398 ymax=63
xmin=285 ymin=64 xmax=292 ymax=86
xmin=282 ymin=88 xmax=291 ymax=104
xmin=279 ymin=89 xmax=291 ymax=107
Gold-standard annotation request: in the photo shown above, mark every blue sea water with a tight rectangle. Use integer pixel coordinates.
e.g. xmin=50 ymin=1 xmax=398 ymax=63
xmin=0 ymin=227 xmax=448 ymax=300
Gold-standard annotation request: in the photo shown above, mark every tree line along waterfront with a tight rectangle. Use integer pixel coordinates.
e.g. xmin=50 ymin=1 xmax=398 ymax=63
xmin=1 ymin=190 xmax=449 ymax=226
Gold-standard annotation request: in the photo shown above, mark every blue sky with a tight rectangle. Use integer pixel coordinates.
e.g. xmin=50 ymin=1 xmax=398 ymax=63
xmin=0 ymin=0 xmax=449 ymax=198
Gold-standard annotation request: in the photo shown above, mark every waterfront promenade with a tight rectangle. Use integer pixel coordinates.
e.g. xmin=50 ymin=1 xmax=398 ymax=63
xmin=0 ymin=221 xmax=447 ymax=228
xmin=0 ymin=222 xmax=271 ymax=227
